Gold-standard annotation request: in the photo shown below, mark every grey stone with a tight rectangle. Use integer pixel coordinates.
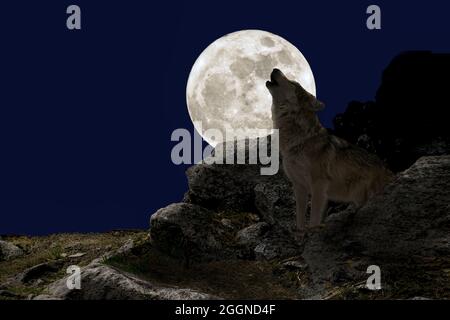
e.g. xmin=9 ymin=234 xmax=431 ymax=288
xmin=184 ymin=135 xmax=284 ymax=212
xmin=282 ymin=260 xmax=308 ymax=271
xmin=150 ymin=203 xmax=228 ymax=260
xmin=115 ymin=239 xmax=134 ymax=255
xmin=0 ymin=240 xmax=24 ymax=261
xmin=68 ymin=253 xmax=86 ymax=258
xmin=35 ymin=261 xmax=217 ymax=300
xmin=18 ymin=261 xmax=63 ymax=283
xmin=254 ymin=229 xmax=300 ymax=261
xmin=301 ymin=156 xmax=450 ymax=297
xmin=254 ymin=178 xmax=295 ymax=232
xmin=235 ymin=222 xmax=269 ymax=247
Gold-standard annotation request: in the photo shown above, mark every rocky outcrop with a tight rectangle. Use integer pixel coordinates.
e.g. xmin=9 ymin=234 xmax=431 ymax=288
xmin=29 ymin=156 xmax=449 ymax=300
xmin=301 ymin=156 xmax=450 ymax=296
xmin=235 ymin=222 xmax=270 ymax=247
xmin=150 ymin=203 xmax=230 ymax=261
xmin=0 ymin=240 xmax=24 ymax=261
xmin=35 ymin=261 xmax=217 ymax=300
xmin=149 ymin=134 xmax=303 ymax=262
xmin=254 ymin=178 xmax=296 ymax=233
xmin=184 ymin=135 xmax=285 ymax=212
xmin=150 ymin=135 xmax=353 ymax=264
xmin=148 ymin=153 xmax=450 ymax=298
xmin=149 ymin=201 xmax=300 ymax=262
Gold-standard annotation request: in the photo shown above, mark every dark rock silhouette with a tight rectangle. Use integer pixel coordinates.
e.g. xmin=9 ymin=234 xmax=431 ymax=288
xmin=333 ymin=51 xmax=450 ymax=172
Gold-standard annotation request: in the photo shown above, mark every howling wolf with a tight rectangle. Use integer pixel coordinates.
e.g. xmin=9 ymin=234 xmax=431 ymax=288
xmin=266 ymin=68 xmax=393 ymax=232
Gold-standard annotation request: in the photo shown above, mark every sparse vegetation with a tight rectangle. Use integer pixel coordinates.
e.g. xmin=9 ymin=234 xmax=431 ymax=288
xmin=105 ymin=242 xmax=303 ymax=299
xmin=1 ymin=229 xmax=449 ymax=300
xmin=0 ymin=231 xmax=147 ymax=299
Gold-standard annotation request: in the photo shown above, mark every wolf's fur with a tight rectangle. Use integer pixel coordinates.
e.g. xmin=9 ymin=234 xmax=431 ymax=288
xmin=266 ymin=69 xmax=393 ymax=231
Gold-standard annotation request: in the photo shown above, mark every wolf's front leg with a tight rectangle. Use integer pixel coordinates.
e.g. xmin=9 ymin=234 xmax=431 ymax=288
xmin=293 ymin=184 xmax=308 ymax=232
xmin=310 ymin=182 xmax=328 ymax=227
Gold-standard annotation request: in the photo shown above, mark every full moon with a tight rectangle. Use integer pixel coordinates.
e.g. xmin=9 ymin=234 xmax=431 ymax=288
xmin=186 ymin=30 xmax=316 ymax=146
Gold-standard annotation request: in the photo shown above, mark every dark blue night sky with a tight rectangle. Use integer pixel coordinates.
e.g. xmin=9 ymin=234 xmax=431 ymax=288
xmin=1 ymin=1 xmax=450 ymax=235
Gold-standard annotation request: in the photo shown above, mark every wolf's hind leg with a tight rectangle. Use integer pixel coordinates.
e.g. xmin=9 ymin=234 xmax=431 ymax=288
xmin=293 ymin=183 xmax=308 ymax=232
xmin=310 ymin=182 xmax=328 ymax=227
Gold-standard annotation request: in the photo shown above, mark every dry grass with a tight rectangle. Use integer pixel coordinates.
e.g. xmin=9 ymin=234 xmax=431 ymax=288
xmin=2 ymin=230 xmax=448 ymax=300
xmin=106 ymin=244 xmax=304 ymax=300
xmin=0 ymin=231 xmax=148 ymax=299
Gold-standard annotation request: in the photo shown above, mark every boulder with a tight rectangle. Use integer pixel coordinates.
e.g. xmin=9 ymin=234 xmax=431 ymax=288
xmin=185 ymin=163 xmax=262 ymax=212
xmin=301 ymin=156 xmax=450 ymax=297
xmin=254 ymin=178 xmax=295 ymax=233
xmin=235 ymin=222 xmax=270 ymax=247
xmin=254 ymin=177 xmax=349 ymax=234
xmin=18 ymin=261 xmax=64 ymax=284
xmin=149 ymin=200 xmax=301 ymax=262
xmin=184 ymin=135 xmax=285 ymax=212
xmin=344 ymin=156 xmax=450 ymax=258
xmin=254 ymin=228 xmax=300 ymax=261
xmin=0 ymin=240 xmax=24 ymax=261
xmin=150 ymin=203 xmax=232 ymax=261
xmin=35 ymin=261 xmax=217 ymax=300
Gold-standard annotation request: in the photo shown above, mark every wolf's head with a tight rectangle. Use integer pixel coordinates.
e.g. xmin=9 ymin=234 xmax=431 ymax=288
xmin=266 ymin=68 xmax=324 ymax=114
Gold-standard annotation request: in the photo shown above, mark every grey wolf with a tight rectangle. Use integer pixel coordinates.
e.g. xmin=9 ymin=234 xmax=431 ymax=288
xmin=266 ymin=69 xmax=393 ymax=232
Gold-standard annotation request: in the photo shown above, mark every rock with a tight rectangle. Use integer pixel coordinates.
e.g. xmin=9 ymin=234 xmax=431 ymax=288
xmin=282 ymin=260 xmax=308 ymax=271
xmin=18 ymin=261 xmax=64 ymax=283
xmin=33 ymin=279 xmax=45 ymax=287
xmin=35 ymin=261 xmax=218 ymax=300
xmin=235 ymin=222 xmax=270 ymax=247
xmin=254 ymin=178 xmax=295 ymax=232
xmin=301 ymin=156 xmax=450 ymax=297
xmin=171 ymin=134 xmax=304 ymax=262
xmin=0 ymin=240 xmax=24 ymax=261
xmin=254 ymin=178 xmax=349 ymax=234
xmin=149 ymin=201 xmax=301 ymax=262
xmin=68 ymin=253 xmax=86 ymax=258
xmin=185 ymin=163 xmax=261 ymax=212
xmin=150 ymin=203 xmax=229 ymax=260
xmin=220 ymin=218 xmax=234 ymax=229
xmin=348 ymin=156 xmax=450 ymax=257
xmin=115 ymin=239 xmax=134 ymax=255
xmin=184 ymin=135 xmax=284 ymax=212
xmin=254 ymin=228 xmax=300 ymax=261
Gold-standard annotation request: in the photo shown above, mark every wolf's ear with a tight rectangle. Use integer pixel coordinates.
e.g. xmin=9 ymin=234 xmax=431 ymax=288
xmin=308 ymin=98 xmax=325 ymax=112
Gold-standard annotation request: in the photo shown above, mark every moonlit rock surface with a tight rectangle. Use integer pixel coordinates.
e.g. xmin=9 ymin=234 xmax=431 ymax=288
xmin=186 ymin=30 xmax=316 ymax=146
